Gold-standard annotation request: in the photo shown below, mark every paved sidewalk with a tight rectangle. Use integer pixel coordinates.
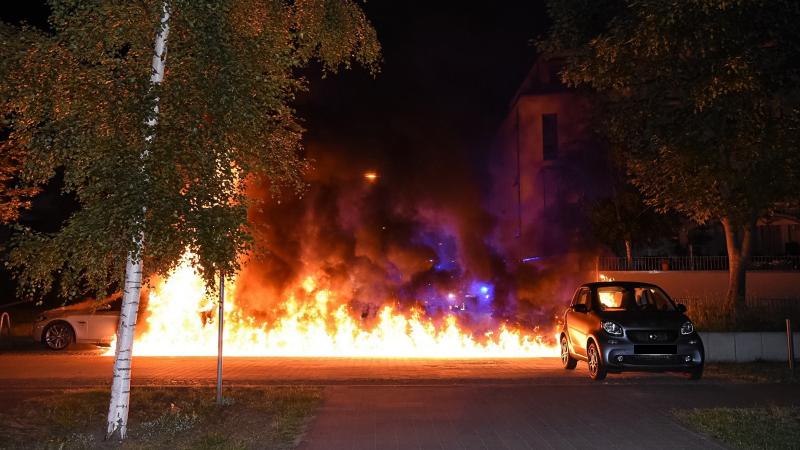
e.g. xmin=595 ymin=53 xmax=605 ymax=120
xmin=299 ymin=383 xmax=799 ymax=450
xmin=3 ymin=354 xmax=800 ymax=449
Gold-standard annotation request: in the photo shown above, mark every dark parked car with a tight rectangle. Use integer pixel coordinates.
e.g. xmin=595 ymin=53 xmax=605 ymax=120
xmin=559 ymin=282 xmax=704 ymax=380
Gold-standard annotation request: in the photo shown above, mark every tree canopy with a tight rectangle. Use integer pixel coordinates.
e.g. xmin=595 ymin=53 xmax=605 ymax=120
xmin=588 ymin=182 xmax=680 ymax=260
xmin=541 ymin=0 xmax=800 ymax=226
xmin=0 ymin=0 xmax=381 ymax=299
xmin=0 ymin=133 xmax=39 ymax=224
xmin=541 ymin=0 xmax=800 ymax=309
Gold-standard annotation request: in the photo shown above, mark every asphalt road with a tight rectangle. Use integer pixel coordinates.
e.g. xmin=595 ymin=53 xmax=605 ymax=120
xmin=2 ymin=350 xmax=799 ymax=449
xmin=0 ymin=350 xmax=725 ymax=387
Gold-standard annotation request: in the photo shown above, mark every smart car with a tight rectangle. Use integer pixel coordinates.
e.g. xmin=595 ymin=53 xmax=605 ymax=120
xmin=559 ymin=281 xmax=704 ymax=380
xmin=32 ymin=295 xmax=121 ymax=350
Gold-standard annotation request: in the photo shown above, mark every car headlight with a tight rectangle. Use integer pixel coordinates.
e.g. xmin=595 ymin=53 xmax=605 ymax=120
xmin=681 ymin=321 xmax=694 ymax=335
xmin=602 ymin=321 xmax=623 ymax=336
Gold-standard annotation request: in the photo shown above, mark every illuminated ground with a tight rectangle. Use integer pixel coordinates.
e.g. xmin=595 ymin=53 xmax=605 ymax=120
xmin=1 ymin=351 xmax=799 ymax=449
xmin=0 ymin=352 xmax=701 ymax=387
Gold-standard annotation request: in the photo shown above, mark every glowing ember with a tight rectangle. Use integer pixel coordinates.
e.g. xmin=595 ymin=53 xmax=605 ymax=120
xmin=364 ymin=171 xmax=378 ymax=182
xmin=107 ymin=256 xmax=558 ymax=358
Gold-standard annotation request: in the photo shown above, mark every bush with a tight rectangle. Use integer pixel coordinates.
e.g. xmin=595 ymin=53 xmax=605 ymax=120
xmin=678 ymin=296 xmax=800 ymax=332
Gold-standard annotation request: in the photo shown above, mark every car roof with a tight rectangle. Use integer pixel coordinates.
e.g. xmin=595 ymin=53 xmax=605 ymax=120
xmin=45 ymin=292 xmax=122 ymax=313
xmin=580 ymin=281 xmax=662 ymax=289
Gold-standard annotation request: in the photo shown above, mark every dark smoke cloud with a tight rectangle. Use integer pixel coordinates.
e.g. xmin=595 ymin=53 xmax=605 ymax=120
xmin=222 ymin=1 xmax=576 ymax=336
xmin=229 ymin=137 xmax=576 ymax=339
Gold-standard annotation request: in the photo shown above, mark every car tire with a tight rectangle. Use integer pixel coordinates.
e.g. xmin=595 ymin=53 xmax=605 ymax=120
xmin=587 ymin=341 xmax=607 ymax=381
xmin=43 ymin=321 xmax=74 ymax=351
xmin=560 ymin=335 xmax=577 ymax=370
xmin=687 ymin=364 xmax=703 ymax=380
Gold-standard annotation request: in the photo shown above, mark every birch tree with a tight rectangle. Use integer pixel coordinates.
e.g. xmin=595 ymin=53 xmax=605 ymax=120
xmin=105 ymin=3 xmax=170 ymax=439
xmin=540 ymin=0 xmax=800 ymax=319
xmin=0 ymin=0 xmax=379 ymax=439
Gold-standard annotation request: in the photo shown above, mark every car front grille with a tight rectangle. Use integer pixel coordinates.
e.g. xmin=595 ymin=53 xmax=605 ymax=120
xmin=627 ymin=330 xmax=678 ymax=343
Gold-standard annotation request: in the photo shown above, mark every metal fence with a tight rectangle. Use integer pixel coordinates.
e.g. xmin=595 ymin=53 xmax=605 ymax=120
xmin=598 ymin=255 xmax=800 ymax=271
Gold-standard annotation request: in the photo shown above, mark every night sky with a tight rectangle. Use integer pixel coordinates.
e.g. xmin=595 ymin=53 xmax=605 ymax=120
xmin=3 ymin=0 xmax=549 ymax=212
xmin=299 ymin=1 xmax=548 ymax=188
xmin=0 ymin=1 xmax=550 ymax=306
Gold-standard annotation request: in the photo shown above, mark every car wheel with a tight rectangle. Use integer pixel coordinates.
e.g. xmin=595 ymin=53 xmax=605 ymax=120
xmin=43 ymin=322 xmax=74 ymax=350
xmin=687 ymin=364 xmax=703 ymax=380
xmin=560 ymin=335 xmax=577 ymax=369
xmin=587 ymin=341 xmax=607 ymax=381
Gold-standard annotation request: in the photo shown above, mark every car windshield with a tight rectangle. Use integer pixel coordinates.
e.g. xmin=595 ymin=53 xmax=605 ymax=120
xmin=596 ymin=286 xmax=677 ymax=312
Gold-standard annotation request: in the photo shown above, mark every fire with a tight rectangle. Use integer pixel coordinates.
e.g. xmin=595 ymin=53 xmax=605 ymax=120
xmin=598 ymin=291 xmax=621 ymax=309
xmin=107 ymin=257 xmax=558 ymax=358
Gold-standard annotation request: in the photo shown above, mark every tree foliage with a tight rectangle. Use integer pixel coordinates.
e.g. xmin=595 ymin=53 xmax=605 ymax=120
xmin=541 ymin=0 xmax=800 ymax=226
xmin=0 ymin=135 xmax=40 ymax=224
xmin=588 ymin=182 xmax=680 ymax=258
xmin=541 ymin=0 xmax=800 ymax=310
xmin=0 ymin=0 xmax=380 ymax=299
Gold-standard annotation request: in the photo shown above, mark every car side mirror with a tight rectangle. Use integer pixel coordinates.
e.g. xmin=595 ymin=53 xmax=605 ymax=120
xmin=572 ymin=304 xmax=588 ymax=313
xmin=677 ymin=304 xmax=687 ymax=313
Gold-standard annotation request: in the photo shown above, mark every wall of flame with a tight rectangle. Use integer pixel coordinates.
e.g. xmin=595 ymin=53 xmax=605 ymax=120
xmin=107 ymin=257 xmax=558 ymax=358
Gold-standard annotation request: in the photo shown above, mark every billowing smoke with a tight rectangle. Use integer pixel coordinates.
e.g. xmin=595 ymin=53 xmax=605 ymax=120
xmin=228 ymin=140 xmax=572 ymax=339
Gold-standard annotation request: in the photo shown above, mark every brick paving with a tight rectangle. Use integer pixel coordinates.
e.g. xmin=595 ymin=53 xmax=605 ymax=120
xmin=298 ymin=385 xmax=742 ymax=450
xmin=299 ymin=382 xmax=800 ymax=450
xmin=3 ymin=353 xmax=799 ymax=449
xmin=0 ymin=354 xmax=596 ymax=387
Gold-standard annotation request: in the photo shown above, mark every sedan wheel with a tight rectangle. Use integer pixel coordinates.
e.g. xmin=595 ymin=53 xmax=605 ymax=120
xmin=44 ymin=322 xmax=74 ymax=350
xmin=560 ymin=336 xmax=577 ymax=369
xmin=587 ymin=341 xmax=607 ymax=381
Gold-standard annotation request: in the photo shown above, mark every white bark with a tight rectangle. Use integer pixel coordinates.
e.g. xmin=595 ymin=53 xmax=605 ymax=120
xmin=106 ymin=3 xmax=170 ymax=440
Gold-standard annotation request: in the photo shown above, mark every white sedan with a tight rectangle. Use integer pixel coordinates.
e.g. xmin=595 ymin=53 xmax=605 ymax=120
xmin=32 ymin=295 xmax=120 ymax=350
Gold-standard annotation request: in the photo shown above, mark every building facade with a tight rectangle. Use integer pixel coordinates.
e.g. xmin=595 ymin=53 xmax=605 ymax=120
xmin=491 ymin=57 xmax=800 ymax=264
xmin=489 ymin=57 xmax=608 ymax=262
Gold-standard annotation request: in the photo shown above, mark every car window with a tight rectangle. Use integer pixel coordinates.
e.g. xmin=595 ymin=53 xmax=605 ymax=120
xmin=597 ymin=287 xmax=626 ymax=310
xmin=102 ymin=296 xmax=123 ymax=312
xmin=571 ymin=289 xmax=580 ymax=306
xmin=597 ymin=286 xmax=676 ymax=311
xmin=575 ymin=288 xmax=590 ymax=308
xmin=634 ymin=287 xmax=675 ymax=311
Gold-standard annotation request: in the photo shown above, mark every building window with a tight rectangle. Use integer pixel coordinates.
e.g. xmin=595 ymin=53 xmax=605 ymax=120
xmin=542 ymin=113 xmax=558 ymax=160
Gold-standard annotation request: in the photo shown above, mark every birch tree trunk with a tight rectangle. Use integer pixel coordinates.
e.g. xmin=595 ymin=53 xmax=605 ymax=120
xmin=106 ymin=3 xmax=170 ymax=440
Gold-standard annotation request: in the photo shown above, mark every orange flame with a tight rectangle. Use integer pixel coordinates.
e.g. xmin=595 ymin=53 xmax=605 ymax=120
xmin=107 ymin=256 xmax=558 ymax=358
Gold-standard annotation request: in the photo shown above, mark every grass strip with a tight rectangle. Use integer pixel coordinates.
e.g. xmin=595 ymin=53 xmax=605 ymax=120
xmin=674 ymin=406 xmax=800 ymax=449
xmin=0 ymin=386 xmax=322 ymax=450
